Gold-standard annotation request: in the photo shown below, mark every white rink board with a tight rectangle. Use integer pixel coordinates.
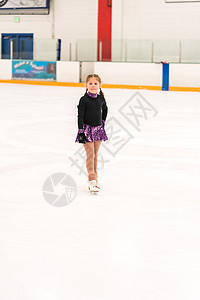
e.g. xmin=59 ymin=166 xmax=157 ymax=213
xmin=1 ymin=60 xmax=200 ymax=88
xmin=56 ymin=61 xmax=79 ymax=83
xmin=0 ymin=60 xmax=12 ymax=79
xmin=94 ymin=62 xmax=162 ymax=86
xmin=170 ymin=63 xmax=200 ymax=87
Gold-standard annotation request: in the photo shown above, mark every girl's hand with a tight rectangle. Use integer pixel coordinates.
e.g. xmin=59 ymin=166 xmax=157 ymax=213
xmin=78 ymin=132 xmax=86 ymax=143
xmin=102 ymin=120 xmax=105 ymax=127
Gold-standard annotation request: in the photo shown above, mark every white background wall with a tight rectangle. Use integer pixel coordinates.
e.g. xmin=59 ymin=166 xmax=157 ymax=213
xmin=53 ymin=0 xmax=98 ymax=61
xmin=112 ymin=0 xmax=200 ymax=40
xmin=0 ymin=0 xmax=98 ymax=61
xmin=1 ymin=0 xmax=200 ymax=61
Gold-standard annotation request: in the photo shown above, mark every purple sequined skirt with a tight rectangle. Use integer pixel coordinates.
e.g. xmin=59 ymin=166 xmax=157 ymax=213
xmin=75 ymin=122 xmax=108 ymax=143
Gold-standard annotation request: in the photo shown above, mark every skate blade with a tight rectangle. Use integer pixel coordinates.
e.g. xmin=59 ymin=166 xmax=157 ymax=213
xmin=88 ymin=187 xmax=99 ymax=193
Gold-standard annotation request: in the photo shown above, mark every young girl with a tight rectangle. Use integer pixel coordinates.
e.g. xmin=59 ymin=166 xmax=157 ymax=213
xmin=75 ymin=74 xmax=108 ymax=192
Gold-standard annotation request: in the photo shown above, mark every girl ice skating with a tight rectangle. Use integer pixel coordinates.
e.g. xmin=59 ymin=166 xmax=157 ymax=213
xmin=75 ymin=74 xmax=108 ymax=192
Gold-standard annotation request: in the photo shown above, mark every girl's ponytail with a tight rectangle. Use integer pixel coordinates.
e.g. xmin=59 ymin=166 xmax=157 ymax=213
xmin=99 ymin=88 xmax=104 ymax=97
xmin=84 ymin=88 xmax=88 ymax=96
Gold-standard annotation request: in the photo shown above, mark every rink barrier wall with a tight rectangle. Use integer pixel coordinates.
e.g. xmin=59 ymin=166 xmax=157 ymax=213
xmin=169 ymin=63 xmax=200 ymax=89
xmin=93 ymin=62 xmax=163 ymax=86
xmin=1 ymin=60 xmax=200 ymax=92
xmin=0 ymin=79 xmax=161 ymax=90
xmin=0 ymin=60 xmax=12 ymax=80
xmin=1 ymin=79 xmax=200 ymax=92
xmin=56 ymin=61 xmax=80 ymax=83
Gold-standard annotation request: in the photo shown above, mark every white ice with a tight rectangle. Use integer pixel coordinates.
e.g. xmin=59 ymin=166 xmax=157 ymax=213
xmin=0 ymin=83 xmax=200 ymax=300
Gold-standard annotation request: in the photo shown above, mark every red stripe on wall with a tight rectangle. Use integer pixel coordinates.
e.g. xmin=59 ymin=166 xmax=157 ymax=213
xmin=97 ymin=0 xmax=112 ymax=61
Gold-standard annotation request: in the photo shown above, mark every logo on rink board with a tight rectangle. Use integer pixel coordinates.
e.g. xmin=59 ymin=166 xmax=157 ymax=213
xmin=0 ymin=0 xmax=8 ymax=7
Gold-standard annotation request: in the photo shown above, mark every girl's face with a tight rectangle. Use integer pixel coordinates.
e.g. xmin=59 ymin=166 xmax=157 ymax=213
xmin=86 ymin=77 xmax=101 ymax=94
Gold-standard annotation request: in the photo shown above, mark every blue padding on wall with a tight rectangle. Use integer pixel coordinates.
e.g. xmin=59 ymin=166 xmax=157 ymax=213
xmin=162 ymin=63 xmax=169 ymax=91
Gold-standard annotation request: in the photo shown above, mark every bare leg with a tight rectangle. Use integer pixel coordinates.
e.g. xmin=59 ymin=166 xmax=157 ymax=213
xmin=83 ymin=142 xmax=96 ymax=181
xmin=94 ymin=140 xmax=102 ymax=179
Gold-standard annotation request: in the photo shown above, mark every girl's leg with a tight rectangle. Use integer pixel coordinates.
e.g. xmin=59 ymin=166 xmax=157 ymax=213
xmin=94 ymin=140 xmax=102 ymax=179
xmin=83 ymin=142 xmax=96 ymax=181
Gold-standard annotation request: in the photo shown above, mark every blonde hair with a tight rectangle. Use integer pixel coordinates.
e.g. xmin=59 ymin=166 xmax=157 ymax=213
xmin=84 ymin=74 xmax=104 ymax=97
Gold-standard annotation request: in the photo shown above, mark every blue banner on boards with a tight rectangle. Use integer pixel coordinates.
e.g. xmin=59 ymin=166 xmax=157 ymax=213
xmin=12 ymin=60 xmax=56 ymax=81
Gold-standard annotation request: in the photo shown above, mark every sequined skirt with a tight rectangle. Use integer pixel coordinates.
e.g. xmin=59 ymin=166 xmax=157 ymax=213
xmin=75 ymin=122 xmax=108 ymax=143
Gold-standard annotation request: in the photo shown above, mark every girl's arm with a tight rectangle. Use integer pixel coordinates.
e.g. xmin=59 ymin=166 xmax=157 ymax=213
xmin=77 ymin=97 xmax=86 ymax=129
xmin=102 ymin=98 xmax=108 ymax=122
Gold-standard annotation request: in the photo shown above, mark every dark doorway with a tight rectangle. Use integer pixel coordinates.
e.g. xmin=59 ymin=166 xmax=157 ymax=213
xmin=1 ymin=34 xmax=33 ymax=59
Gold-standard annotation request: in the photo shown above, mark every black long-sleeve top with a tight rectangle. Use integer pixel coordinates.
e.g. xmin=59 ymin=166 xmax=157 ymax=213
xmin=77 ymin=94 xmax=108 ymax=129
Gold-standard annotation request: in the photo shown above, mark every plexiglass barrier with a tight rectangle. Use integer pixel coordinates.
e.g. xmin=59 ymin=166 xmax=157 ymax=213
xmin=0 ymin=37 xmax=59 ymax=61
xmin=34 ymin=38 xmax=58 ymax=61
xmin=1 ymin=38 xmax=200 ymax=63
xmin=76 ymin=39 xmax=200 ymax=63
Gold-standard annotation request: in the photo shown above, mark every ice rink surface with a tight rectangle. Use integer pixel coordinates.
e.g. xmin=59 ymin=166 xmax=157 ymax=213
xmin=0 ymin=83 xmax=200 ymax=300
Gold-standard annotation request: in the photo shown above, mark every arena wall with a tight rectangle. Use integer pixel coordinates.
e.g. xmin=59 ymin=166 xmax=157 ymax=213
xmin=1 ymin=0 xmax=200 ymax=60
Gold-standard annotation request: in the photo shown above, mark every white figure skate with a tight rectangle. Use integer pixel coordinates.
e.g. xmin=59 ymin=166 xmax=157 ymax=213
xmin=96 ymin=178 xmax=100 ymax=190
xmin=88 ymin=180 xmax=99 ymax=193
